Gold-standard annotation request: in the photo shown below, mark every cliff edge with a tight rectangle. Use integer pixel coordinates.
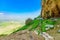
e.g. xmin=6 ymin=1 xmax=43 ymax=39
xmin=41 ymin=0 xmax=60 ymax=19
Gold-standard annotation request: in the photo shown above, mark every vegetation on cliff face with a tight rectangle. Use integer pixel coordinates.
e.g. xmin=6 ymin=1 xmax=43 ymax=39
xmin=41 ymin=0 xmax=60 ymax=19
xmin=12 ymin=16 xmax=57 ymax=35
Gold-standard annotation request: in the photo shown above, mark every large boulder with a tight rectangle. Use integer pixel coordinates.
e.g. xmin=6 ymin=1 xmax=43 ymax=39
xmin=41 ymin=0 xmax=60 ymax=19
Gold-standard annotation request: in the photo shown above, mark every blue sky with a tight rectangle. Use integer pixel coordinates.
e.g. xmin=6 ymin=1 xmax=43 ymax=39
xmin=0 ymin=0 xmax=41 ymax=13
xmin=0 ymin=0 xmax=41 ymax=23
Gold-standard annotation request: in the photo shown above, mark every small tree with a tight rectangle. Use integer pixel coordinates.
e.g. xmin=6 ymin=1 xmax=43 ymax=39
xmin=25 ymin=18 xmax=33 ymax=25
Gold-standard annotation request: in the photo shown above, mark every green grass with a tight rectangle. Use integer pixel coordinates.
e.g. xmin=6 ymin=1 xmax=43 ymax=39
xmin=40 ymin=19 xmax=56 ymax=32
xmin=0 ymin=16 xmax=59 ymax=36
xmin=12 ymin=19 xmax=40 ymax=33
xmin=11 ymin=16 xmax=60 ymax=34
xmin=12 ymin=21 xmax=34 ymax=33
xmin=29 ymin=20 xmax=39 ymax=31
xmin=12 ymin=17 xmax=58 ymax=34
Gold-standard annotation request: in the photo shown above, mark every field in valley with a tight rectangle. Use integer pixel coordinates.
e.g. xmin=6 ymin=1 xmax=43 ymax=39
xmin=0 ymin=21 xmax=23 ymax=35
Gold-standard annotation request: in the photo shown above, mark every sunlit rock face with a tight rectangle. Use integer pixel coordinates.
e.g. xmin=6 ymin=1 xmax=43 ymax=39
xmin=41 ymin=0 xmax=60 ymax=19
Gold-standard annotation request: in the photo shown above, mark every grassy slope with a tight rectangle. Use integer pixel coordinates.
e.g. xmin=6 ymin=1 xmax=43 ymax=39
xmin=0 ymin=16 xmax=59 ymax=36
xmin=12 ymin=19 xmax=40 ymax=33
xmin=0 ymin=15 xmax=59 ymax=37
xmin=12 ymin=16 xmax=56 ymax=34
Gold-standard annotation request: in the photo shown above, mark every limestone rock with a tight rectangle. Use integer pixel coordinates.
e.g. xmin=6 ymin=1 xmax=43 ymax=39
xmin=41 ymin=0 xmax=60 ymax=19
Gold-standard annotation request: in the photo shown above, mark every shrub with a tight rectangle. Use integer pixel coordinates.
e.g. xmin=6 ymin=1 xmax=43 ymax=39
xmin=25 ymin=18 xmax=33 ymax=25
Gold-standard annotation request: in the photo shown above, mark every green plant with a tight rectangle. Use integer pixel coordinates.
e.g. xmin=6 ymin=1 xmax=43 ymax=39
xmin=44 ymin=0 xmax=46 ymax=3
xmin=12 ymin=16 xmax=57 ymax=35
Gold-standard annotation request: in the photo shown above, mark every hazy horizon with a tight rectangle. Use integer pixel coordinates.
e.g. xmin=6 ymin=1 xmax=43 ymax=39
xmin=0 ymin=0 xmax=41 ymax=24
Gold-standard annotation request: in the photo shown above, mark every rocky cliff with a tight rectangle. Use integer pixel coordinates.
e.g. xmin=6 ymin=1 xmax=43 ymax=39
xmin=41 ymin=0 xmax=60 ymax=19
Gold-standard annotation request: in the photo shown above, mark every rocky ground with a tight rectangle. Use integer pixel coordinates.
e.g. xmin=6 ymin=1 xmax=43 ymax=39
xmin=47 ymin=24 xmax=60 ymax=40
xmin=0 ymin=30 xmax=44 ymax=40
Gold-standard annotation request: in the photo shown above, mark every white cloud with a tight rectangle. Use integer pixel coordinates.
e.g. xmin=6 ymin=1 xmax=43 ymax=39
xmin=0 ymin=13 xmax=4 ymax=15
